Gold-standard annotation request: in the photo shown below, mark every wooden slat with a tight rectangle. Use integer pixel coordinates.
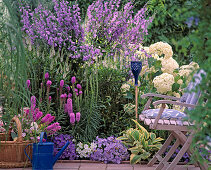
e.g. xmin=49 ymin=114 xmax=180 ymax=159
xmin=170 ymin=120 xmax=176 ymax=125
xmin=144 ymin=118 xmax=152 ymax=125
xmin=151 ymin=124 xmax=189 ymax=131
xmin=183 ymin=121 xmax=189 ymax=126
xmin=163 ymin=120 xmax=170 ymax=125
xmin=139 ymin=114 xmax=145 ymax=121
xmin=158 ymin=119 xmax=164 ymax=125
xmin=176 ymin=120 xmax=183 ymax=126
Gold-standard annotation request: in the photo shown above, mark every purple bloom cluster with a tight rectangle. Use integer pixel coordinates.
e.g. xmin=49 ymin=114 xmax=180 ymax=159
xmin=52 ymin=134 xmax=77 ymax=160
xmin=90 ymin=136 xmax=129 ymax=164
xmin=20 ymin=0 xmax=84 ymax=58
xmin=86 ymin=0 xmax=152 ymax=52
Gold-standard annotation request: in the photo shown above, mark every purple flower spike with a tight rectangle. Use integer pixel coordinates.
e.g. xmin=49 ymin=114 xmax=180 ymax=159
xmin=60 ymin=80 xmax=64 ymax=87
xmin=74 ymin=88 xmax=78 ymax=92
xmin=67 ymin=98 xmax=73 ymax=114
xmin=68 ymin=93 xmax=72 ymax=98
xmin=45 ymin=72 xmax=49 ymax=80
xmin=76 ymin=84 xmax=82 ymax=89
xmin=41 ymin=114 xmax=51 ymax=123
xmin=35 ymin=111 xmax=43 ymax=121
xmin=46 ymin=80 xmax=52 ymax=87
xmin=60 ymin=94 xmax=65 ymax=98
xmin=69 ymin=113 xmax=75 ymax=125
xmin=31 ymin=96 xmax=36 ymax=105
xmin=26 ymin=80 xmax=30 ymax=89
xmin=66 ymin=86 xmax=70 ymax=92
xmin=76 ymin=112 xmax=80 ymax=122
xmin=71 ymin=76 xmax=76 ymax=84
xmin=79 ymin=91 xmax=83 ymax=95
xmin=63 ymin=93 xmax=67 ymax=98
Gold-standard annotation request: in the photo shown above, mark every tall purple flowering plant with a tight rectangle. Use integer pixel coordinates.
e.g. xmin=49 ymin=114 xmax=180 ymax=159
xmin=20 ymin=0 xmax=84 ymax=58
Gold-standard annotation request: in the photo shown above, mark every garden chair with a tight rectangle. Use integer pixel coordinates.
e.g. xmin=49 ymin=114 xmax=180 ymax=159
xmin=139 ymin=70 xmax=208 ymax=170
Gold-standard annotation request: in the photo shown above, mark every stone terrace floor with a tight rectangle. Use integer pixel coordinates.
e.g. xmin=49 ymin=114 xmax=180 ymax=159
xmin=0 ymin=162 xmax=200 ymax=170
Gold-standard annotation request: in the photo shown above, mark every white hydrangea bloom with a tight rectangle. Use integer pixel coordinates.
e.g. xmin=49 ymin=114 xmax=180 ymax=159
xmin=161 ymin=57 xmax=179 ymax=74
xmin=153 ymin=73 xmax=175 ymax=94
xmin=149 ymin=42 xmax=173 ymax=59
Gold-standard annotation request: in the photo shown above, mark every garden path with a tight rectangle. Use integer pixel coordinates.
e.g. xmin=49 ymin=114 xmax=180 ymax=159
xmin=1 ymin=162 xmax=200 ymax=170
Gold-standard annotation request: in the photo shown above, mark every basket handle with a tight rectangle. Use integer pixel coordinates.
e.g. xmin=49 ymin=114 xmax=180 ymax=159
xmin=11 ymin=116 xmax=23 ymax=142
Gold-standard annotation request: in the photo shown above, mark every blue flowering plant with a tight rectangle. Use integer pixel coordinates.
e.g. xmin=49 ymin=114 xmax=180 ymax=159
xmin=90 ymin=136 xmax=129 ymax=164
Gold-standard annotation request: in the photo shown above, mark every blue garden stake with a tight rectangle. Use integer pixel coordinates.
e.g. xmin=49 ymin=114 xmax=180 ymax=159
xmin=131 ymin=61 xmax=142 ymax=124
xmin=24 ymin=132 xmax=69 ymax=170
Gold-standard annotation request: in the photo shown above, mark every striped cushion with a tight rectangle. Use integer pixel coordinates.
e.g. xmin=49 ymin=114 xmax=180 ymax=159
xmin=142 ymin=109 xmax=187 ymax=120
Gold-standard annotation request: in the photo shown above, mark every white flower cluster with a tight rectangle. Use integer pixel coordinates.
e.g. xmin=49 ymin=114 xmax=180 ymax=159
xmin=149 ymin=41 xmax=173 ymax=59
xmin=76 ymin=142 xmax=97 ymax=158
xmin=161 ymin=57 xmax=179 ymax=75
xmin=153 ymin=73 xmax=175 ymax=94
xmin=120 ymin=83 xmax=130 ymax=93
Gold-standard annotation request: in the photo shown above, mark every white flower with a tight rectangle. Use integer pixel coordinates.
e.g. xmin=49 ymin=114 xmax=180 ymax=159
xmin=84 ymin=144 xmax=89 ymax=150
xmin=30 ymin=122 xmax=38 ymax=131
xmin=161 ymin=57 xmax=179 ymax=74
xmin=153 ymin=73 xmax=175 ymax=94
xmin=149 ymin=42 xmax=173 ymax=59
xmin=77 ymin=142 xmax=83 ymax=149
xmin=120 ymin=83 xmax=130 ymax=93
xmin=90 ymin=142 xmax=97 ymax=150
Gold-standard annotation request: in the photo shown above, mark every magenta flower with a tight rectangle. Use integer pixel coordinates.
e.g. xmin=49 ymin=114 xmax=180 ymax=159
xmin=79 ymin=91 xmax=83 ymax=95
xmin=67 ymin=98 xmax=73 ymax=114
xmin=74 ymin=88 xmax=78 ymax=92
xmin=26 ymin=80 xmax=30 ymax=89
xmin=41 ymin=114 xmax=51 ymax=123
xmin=60 ymin=94 xmax=65 ymax=99
xmin=76 ymin=84 xmax=82 ymax=89
xmin=71 ymin=76 xmax=76 ymax=84
xmin=69 ymin=113 xmax=75 ymax=125
xmin=66 ymin=86 xmax=70 ymax=92
xmin=47 ymin=115 xmax=55 ymax=124
xmin=68 ymin=93 xmax=72 ymax=98
xmin=76 ymin=112 xmax=80 ymax=122
xmin=49 ymin=96 xmax=52 ymax=102
xmin=63 ymin=93 xmax=67 ymax=98
xmin=76 ymin=93 xmax=79 ymax=96
xmin=35 ymin=111 xmax=43 ymax=121
xmin=45 ymin=72 xmax=49 ymax=80
xmin=46 ymin=122 xmax=60 ymax=131
xmin=31 ymin=96 xmax=36 ymax=106
xmin=60 ymin=80 xmax=64 ymax=87
xmin=46 ymin=80 xmax=52 ymax=87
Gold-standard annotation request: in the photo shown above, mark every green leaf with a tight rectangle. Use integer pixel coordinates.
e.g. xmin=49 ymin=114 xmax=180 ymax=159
xmin=172 ymin=83 xmax=180 ymax=92
xmin=131 ymin=129 xmax=140 ymax=141
xmin=130 ymin=154 xmax=142 ymax=164
xmin=131 ymin=119 xmax=148 ymax=134
xmin=150 ymin=133 xmax=156 ymax=140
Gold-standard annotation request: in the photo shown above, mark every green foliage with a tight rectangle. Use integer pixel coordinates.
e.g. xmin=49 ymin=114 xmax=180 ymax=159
xmin=118 ymin=119 xmax=163 ymax=164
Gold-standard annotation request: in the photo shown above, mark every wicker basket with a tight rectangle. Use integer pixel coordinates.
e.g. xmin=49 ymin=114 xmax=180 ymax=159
xmin=0 ymin=116 xmax=32 ymax=168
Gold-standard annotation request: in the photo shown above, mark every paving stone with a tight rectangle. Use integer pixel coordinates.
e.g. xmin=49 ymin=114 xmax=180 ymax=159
xmin=54 ymin=163 xmax=80 ymax=169
xmin=107 ymin=164 xmax=133 ymax=170
xmin=133 ymin=164 xmax=155 ymax=170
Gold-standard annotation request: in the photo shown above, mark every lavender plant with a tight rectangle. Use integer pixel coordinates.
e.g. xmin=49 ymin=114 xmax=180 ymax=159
xmin=20 ymin=0 xmax=84 ymax=58
xmin=52 ymin=134 xmax=77 ymax=160
xmin=85 ymin=0 xmax=152 ymax=57
xmin=90 ymin=136 xmax=129 ymax=164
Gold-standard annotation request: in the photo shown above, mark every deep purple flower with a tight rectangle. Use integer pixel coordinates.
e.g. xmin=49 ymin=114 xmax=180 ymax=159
xmin=45 ymin=72 xmax=49 ymax=80
xmin=71 ymin=76 xmax=76 ymax=84
xmin=60 ymin=80 xmax=64 ymax=87
xmin=26 ymin=79 xmax=30 ymax=89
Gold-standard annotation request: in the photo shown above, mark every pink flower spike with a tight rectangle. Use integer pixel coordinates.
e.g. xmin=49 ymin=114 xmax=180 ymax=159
xmin=67 ymin=98 xmax=73 ymax=114
xmin=46 ymin=80 xmax=52 ymax=87
xmin=76 ymin=93 xmax=79 ymax=96
xmin=31 ymin=96 xmax=36 ymax=106
xmin=26 ymin=80 xmax=30 ymax=89
xmin=41 ymin=114 xmax=51 ymax=123
xmin=75 ymin=88 xmax=78 ymax=92
xmin=49 ymin=96 xmax=52 ymax=102
xmin=46 ymin=122 xmax=60 ymax=131
xmin=45 ymin=72 xmax=49 ymax=80
xmin=68 ymin=93 xmax=72 ymax=98
xmin=47 ymin=115 xmax=55 ymax=124
xmin=63 ymin=93 xmax=67 ymax=98
xmin=79 ymin=91 xmax=83 ymax=95
xmin=66 ymin=86 xmax=70 ymax=92
xmin=71 ymin=76 xmax=76 ymax=84
xmin=60 ymin=80 xmax=64 ymax=87
xmin=76 ymin=112 xmax=80 ymax=122
xmin=60 ymin=94 xmax=65 ymax=99
xmin=69 ymin=113 xmax=75 ymax=125
xmin=35 ymin=111 xmax=43 ymax=121
xmin=76 ymin=84 xmax=82 ymax=89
